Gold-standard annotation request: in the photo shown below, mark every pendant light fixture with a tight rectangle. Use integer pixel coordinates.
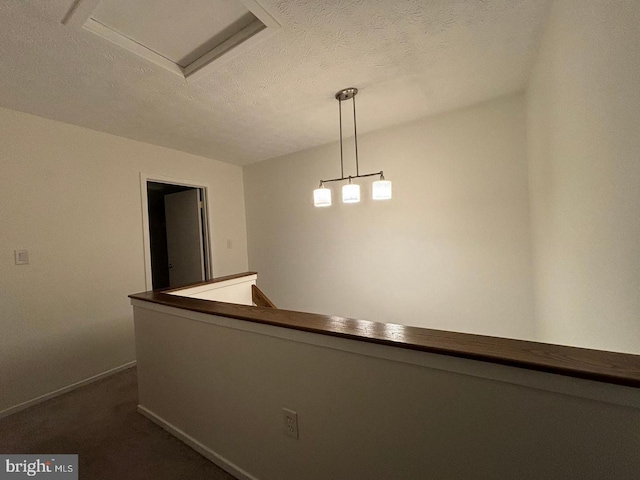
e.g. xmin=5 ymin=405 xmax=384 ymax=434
xmin=313 ymin=87 xmax=392 ymax=207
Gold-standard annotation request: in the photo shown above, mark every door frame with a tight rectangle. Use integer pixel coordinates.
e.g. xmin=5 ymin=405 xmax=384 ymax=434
xmin=140 ymin=173 xmax=214 ymax=291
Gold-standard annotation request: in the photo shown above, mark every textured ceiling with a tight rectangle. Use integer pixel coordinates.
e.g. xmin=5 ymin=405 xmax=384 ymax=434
xmin=0 ymin=0 xmax=552 ymax=166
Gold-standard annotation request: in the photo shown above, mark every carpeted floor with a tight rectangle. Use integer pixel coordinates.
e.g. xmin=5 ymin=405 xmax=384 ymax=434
xmin=0 ymin=367 xmax=237 ymax=480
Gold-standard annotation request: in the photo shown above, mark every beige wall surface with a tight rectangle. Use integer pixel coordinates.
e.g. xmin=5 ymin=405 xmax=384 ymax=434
xmin=134 ymin=305 xmax=640 ymax=480
xmin=0 ymin=107 xmax=248 ymax=413
xmin=244 ymin=94 xmax=535 ymax=340
xmin=527 ymin=0 xmax=640 ymax=353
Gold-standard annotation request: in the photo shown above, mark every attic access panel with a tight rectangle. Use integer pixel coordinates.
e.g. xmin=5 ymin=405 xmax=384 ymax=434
xmin=64 ymin=0 xmax=279 ymax=80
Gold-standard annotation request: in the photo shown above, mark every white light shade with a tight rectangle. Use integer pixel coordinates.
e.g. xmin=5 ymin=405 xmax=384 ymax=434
xmin=313 ymin=187 xmax=332 ymax=207
xmin=372 ymin=179 xmax=392 ymax=200
xmin=342 ymin=183 xmax=360 ymax=203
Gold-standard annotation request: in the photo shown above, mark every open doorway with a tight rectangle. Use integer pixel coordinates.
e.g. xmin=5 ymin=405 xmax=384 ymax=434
xmin=141 ymin=176 xmax=212 ymax=290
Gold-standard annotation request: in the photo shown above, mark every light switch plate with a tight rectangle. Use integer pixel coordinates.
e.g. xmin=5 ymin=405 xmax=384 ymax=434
xmin=15 ymin=249 xmax=29 ymax=265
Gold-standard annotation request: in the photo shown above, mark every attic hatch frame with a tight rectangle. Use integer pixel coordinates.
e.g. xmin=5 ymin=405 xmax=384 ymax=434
xmin=62 ymin=0 xmax=280 ymax=81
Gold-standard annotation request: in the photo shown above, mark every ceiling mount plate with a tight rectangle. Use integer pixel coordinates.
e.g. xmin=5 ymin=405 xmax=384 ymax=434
xmin=335 ymin=88 xmax=358 ymax=101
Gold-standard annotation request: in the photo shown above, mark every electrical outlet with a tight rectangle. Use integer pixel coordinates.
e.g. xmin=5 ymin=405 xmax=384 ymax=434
xmin=282 ymin=408 xmax=299 ymax=439
xmin=15 ymin=249 xmax=29 ymax=265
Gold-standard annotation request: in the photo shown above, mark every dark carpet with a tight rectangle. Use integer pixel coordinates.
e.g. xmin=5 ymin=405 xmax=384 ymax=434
xmin=0 ymin=367 xmax=237 ymax=480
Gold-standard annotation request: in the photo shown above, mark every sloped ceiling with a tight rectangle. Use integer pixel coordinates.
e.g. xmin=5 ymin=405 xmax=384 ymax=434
xmin=0 ymin=0 xmax=552 ymax=166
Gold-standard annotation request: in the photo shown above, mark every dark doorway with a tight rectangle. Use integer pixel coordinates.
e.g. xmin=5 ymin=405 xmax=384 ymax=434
xmin=147 ymin=181 xmax=209 ymax=290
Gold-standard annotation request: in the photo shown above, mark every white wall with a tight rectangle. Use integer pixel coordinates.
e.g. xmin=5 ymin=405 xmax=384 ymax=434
xmin=244 ymin=94 xmax=535 ymax=340
xmin=0 ymin=107 xmax=248 ymax=414
xmin=527 ymin=1 xmax=640 ymax=353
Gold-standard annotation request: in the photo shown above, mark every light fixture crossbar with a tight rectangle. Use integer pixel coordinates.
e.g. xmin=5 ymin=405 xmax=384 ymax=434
xmin=319 ymin=171 xmax=384 ymax=186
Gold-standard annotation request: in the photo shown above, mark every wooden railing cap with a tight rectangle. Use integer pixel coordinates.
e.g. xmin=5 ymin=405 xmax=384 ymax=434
xmin=129 ymin=290 xmax=640 ymax=389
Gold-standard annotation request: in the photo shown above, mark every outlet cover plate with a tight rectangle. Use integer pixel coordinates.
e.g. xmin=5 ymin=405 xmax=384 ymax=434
xmin=282 ymin=408 xmax=299 ymax=439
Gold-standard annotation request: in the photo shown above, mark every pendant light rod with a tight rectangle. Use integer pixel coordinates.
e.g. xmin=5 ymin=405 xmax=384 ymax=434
xmin=338 ymin=97 xmax=344 ymax=179
xmin=352 ymin=91 xmax=359 ymax=176
xmin=330 ymin=87 xmax=367 ymax=182
xmin=319 ymin=88 xmax=384 ymax=185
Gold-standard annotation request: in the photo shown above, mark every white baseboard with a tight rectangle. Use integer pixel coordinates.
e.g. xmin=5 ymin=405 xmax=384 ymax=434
xmin=0 ymin=361 xmax=137 ymax=420
xmin=137 ymin=404 xmax=259 ymax=480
